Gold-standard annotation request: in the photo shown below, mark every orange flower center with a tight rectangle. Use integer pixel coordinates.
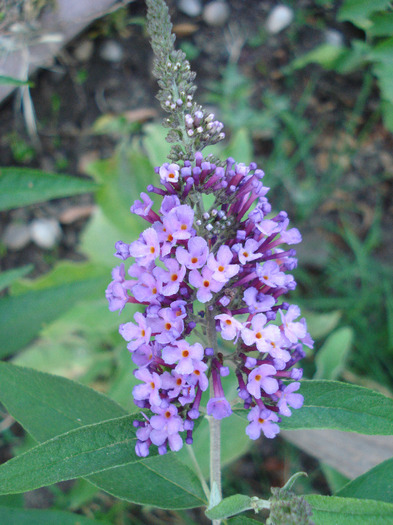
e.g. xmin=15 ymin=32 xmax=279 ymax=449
xmin=182 ymin=350 xmax=189 ymax=358
xmin=203 ymin=280 xmax=210 ymax=287
xmin=171 ymin=274 xmax=178 ymax=281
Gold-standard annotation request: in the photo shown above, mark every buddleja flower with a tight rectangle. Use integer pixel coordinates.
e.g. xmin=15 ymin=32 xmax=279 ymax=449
xmin=106 ymin=153 xmax=313 ymax=456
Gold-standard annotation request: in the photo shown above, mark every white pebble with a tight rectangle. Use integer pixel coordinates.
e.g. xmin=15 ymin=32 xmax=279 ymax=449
xmin=3 ymin=223 xmax=31 ymax=250
xmin=203 ymin=1 xmax=230 ymax=27
xmin=30 ymin=218 xmax=62 ymax=249
xmin=178 ymin=0 xmax=202 ymax=17
xmin=325 ymin=29 xmax=344 ymax=47
xmin=99 ymin=40 xmax=123 ymax=63
xmin=74 ymin=40 xmax=94 ymax=62
xmin=265 ymin=5 xmax=294 ymax=34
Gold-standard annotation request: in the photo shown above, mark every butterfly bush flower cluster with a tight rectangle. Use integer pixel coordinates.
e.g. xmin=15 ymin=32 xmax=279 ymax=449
xmin=106 ymin=152 xmax=313 ymax=457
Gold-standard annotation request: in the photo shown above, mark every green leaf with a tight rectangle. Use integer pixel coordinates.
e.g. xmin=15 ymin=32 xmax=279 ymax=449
xmin=338 ymin=0 xmax=392 ymax=28
xmin=369 ymin=13 xmax=393 ymax=37
xmin=88 ymin=454 xmax=206 ymax=509
xmin=314 ymin=327 xmax=353 ymax=380
xmin=235 ymin=380 xmax=393 ymax=435
xmin=336 ymin=456 xmax=393 ymax=503
xmin=305 ymin=310 xmax=341 ymax=340
xmin=206 ymin=495 xmax=254 ymax=520
xmin=280 ymin=381 xmax=393 ymax=434
xmin=0 ymin=362 xmax=127 ymax=441
xmin=142 ymin=122 xmax=171 ymax=167
xmin=0 ymin=363 xmax=205 ymax=509
xmin=222 ymin=128 xmax=253 ymax=165
xmin=0 ymin=506 xmax=110 ymax=525
xmin=0 ymin=415 xmax=141 ymax=494
xmin=227 ymin=518 xmax=262 ymax=525
xmin=0 ymin=75 xmax=33 ymax=86
xmin=0 ymin=167 xmax=97 ymax=211
xmin=0 ymin=276 xmax=108 ymax=357
xmin=289 ymin=44 xmax=347 ymax=71
xmin=305 ymin=494 xmax=393 ymax=524
xmin=86 ymin=144 xmax=154 ymax=237
xmin=381 ymin=100 xmax=393 ymax=134
xmin=0 ymin=265 xmax=33 ymax=292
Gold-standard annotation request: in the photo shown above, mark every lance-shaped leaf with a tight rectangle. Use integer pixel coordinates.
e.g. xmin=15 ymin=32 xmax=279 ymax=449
xmin=0 ymin=363 xmax=206 ymax=509
xmin=335 ymin=456 xmax=393 ymax=503
xmin=0 ymin=265 xmax=33 ymax=292
xmin=279 ymin=380 xmax=393 ymax=435
xmin=0 ymin=276 xmax=108 ymax=358
xmin=0 ymin=506 xmax=110 ymax=525
xmin=0 ymin=415 xmax=139 ymax=494
xmin=305 ymin=494 xmax=393 ymax=524
xmin=234 ymin=380 xmax=393 ymax=435
xmin=0 ymin=167 xmax=97 ymax=211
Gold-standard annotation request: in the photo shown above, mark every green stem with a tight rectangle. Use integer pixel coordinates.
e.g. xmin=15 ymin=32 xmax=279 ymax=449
xmin=206 ymin=309 xmax=222 ymax=525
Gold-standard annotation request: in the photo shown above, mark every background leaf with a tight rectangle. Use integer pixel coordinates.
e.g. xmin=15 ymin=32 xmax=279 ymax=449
xmin=0 ymin=276 xmax=108 ymax=357
xmin=305 ymin=494 xmax=393 ymax=524
xmin=0 ymin=265 xmax=33 ymax=292
xmin=0 ymin=167 xmax=96 ymax=211
xmin=314 ymin=327 xmax=353 ymax=380
xmin=0 ymin=506 xmax=110 ymax=525
xmin=335 ymin=456 xmax=393 ymax=503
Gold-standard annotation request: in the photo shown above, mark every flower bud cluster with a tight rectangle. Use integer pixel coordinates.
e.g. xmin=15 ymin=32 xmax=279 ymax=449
xmin=106 ymin=153 xmax=313 ymax=456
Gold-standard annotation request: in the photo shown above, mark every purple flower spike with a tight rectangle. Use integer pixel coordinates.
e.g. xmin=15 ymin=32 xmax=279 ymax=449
xmin=107 ymin=147 xmax=311 ymax=455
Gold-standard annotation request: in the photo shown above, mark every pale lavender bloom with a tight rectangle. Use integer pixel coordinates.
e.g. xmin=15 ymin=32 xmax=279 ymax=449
xmin=105 ymin=264 xmax=134 ymax=312
xmin=133 ymin=368 xmax=162 ymax=407
xmin=187 ymin=360 xmax=209 ymax=391
xmin=132 ymin=272 xmax=163 ymax=304
xmin=168 ymin=300 xmax=188 ymax=319
xmin=149 ymin=307 xmax=184 ymax=344
xmin=114 ymin=241 xmax=131 ymax=260
xmin=256 ymin=219 xmax=282 ymax=237
xmin=129 ymin=228 xmax=160 ymax=267
xmin=160 ymin=195 xmax=180 ymax=215
xmin=246 ymin=407 xmax=280 ymax=439
xmin=149 ymin=404 xmax=184 ymax=451
xmin=189 ymin=266 xmax=224 ymax=303
xmin=132 ymin=343 xmax=154 ymax=367
xmin=162 ymin=340 xmax=204 ymax=375
xmin=154 ymin=258 xmax=186 ymax=296
xmin=207 ymin=245 xmax=239 ymax=282
xmin=243 ymin=287 xmax=275 ymax=313
xmin=206 ymin=397 xmax=232 ymax=419
xmin=130 ymin=192 xmax=154 ymax=217
xmin=247 ymin=364 xmax=278 ymax=397
xmin=280 ymin=226 xmax=302 ymax=245
xmin=241 ymin=313 xmax=268 ymax=347
xmin=234 ymin=239 xmax=263 ymax=265
xmin=119 ymin=312 xmax=151 ymax=352
xmin=256 ymin=260 xmax=286 ymax=288
xmin=159 ymin=163 xmax=180 ymax=183
xmin=277 ymin=382 xmax=303 ymax=417
xmin=280 ymin=305 xmax=307 ymax=344
xmin=215 ymin=314 xmax=243 ymax=341
xmin=176 ymin=236 xmax=208 ymax=269
xmin=170 ymin=205 xmax=195 ymax=241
